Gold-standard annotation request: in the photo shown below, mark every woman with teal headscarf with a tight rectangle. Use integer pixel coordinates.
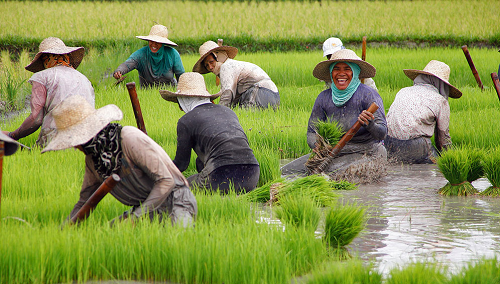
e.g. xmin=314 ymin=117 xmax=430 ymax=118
xmin=113 ymin=24 xmax=185 ymax=88
xmin=281 ymin=49 xmax=387 ymax=184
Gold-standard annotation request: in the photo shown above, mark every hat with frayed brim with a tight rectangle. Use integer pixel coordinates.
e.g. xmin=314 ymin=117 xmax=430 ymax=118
xmin=160 ymin=72 xmax=221 ymax=103
xmin=0 ymin=131 xmax=23 ymax=156
xmin=25 ymin=37 xmax=85 ymax=73
xmin=136 ymin=25 xmax=177 ymax=46
xmin=192 ymin=41 xmax=238 ymax=74
xmin=41 ymin=95 xmax=123 ymax=153
xmin=313 ymin=49 xmax=376 ymax=82
xmin=403 ymin=60 xmax=462 ymax=99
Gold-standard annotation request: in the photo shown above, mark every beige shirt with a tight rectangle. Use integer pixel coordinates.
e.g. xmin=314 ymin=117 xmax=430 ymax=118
xmin=219 ymin=59 xmax=278 ymax=107
xmin=71 ymin=126 xmax=197 ymax=220
xmin=387 ymin=84 xmax=451 ymax=149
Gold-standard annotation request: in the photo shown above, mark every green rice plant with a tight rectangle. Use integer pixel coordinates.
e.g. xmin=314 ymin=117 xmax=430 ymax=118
xmin=466 ymin=147 xmax=484 ymax=182
xmin=303 ymin=259 xmax=382 ymax=284
xmin=313 ymin=119 xmax=345 ymax=146
xmin=253 ymin=145 xmax=281 ymax=187
xmin=275 ymin=193 xmax=321 ymax=232
xmin=386 ymin=262 xmax=448 ymax=284
xmin=437 ymin=146 xmax=480 ymax=196
xmin=244 ymin=177 xmax=285 ymax=203
xmin=479 ymin=146 xmax=500 ymax=197
xmin=323 ymin=202 xmax=366 ymax=249
xmin=278 ymin=175 xmax=341 ymax=207
xmin=448 ymin=257 xmax=500 ymax=284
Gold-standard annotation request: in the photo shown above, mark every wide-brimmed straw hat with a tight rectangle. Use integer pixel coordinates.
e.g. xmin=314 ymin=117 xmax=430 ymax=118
xmin=25 ymin=37 xmax=85 ymax=73
xmin=136 ymin=25 xmax=177 ymax=46
xmin=313 ymin=49 xmax=376 ymax=82
xmin=0 ymin=131 xmax=22 ymax=156
xmin=192 ymin=41 xmax=238 ymax=74
xmin=403 ymin=60 xmax=462 ymax=99
xmin=41 ymin=95 xmax=123 ymax=153
xmin=159 ymin=72 xmax=221 ymax=103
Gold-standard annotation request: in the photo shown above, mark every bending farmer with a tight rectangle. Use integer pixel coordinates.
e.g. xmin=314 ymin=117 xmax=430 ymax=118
xmin=113 ymin=24 xmax=185 ymax=88
xmin=385 ymin=60 xmax=462 ymax=164
xmin=192 ymin=41 xmax=280 ymax=109
xmin=281 ymin=49 xmax=387 ymax=184
xmin=3 ymin=37 xmax=95 ymax=148
xmin=42 ymin=95 xmax=197 ymax=227
xmin=160 ymin=72 xmax=260 ymax=194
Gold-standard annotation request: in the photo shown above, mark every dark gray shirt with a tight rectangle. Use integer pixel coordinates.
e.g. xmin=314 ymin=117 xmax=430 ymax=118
xmin=173 ymin=103 xmax=258 ymax=175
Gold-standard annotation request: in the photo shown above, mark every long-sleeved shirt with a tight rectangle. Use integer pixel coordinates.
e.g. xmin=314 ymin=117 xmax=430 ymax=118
xmin=218 ymin=59 xmax=278 ymax=107
xmin=11 ymin=66 xmax=95 ymax=146
xmin=70 ymin=126 xmax=197 ymax=220
xmin=114 ymin=45 xmax=185 ymax=88
xmin=387 ymin=83 xmax=451 ymax=150
xmin=307 ymin=84 xmax=387 ymax=150
xmin=173 ymin=103 xmax=258 ymax=176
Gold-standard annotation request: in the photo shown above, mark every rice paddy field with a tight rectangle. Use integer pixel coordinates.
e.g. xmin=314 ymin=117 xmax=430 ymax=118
xmin=1 ymin=0 xmax=500 ymax=283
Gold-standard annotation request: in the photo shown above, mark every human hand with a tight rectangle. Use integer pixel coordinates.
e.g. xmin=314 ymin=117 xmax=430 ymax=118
xmin=113 ymin=71 xmax=122 ymax=80
xmin=358 ymin=110 xmax=374 ymax=126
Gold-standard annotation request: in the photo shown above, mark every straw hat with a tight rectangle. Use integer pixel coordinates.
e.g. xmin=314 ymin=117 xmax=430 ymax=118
xmin=0 ymin=131 xmax=22 ymax=156
xmin=25 ymin=37 xmax=85 ymax=73
xmin=403 ymin=60 xmax=462 ymax=99
xmin=136 ymin=25 xmax=177 ymax=46
xmin=322 ymin=37 xmax=344 ymax=57
xmin=159 ymin=72 xmax=221 ymax=103
xmin=313 ymin=49 xmax=376 ymax=82
xmin=192 ymin=41 xmax=238 ymax=74
xmin=41 ymin=95 xmax=123 ymax=153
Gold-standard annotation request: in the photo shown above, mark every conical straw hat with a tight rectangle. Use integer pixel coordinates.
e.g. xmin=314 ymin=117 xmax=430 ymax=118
xmin=160 ymin=72 xmax=221 ymax=103
xmin=403 ymin=60 xmax=462 ymax=99
xmin=25 ymin=37 xmax=85 ymax=73
xmin=42 ymin=95 xmax=123 ymax=153
xmin=136 ymin=25 xmax=177 ymax=46
xmin=312 ymin=49 xmax=376 ymax=82
xmin=192 ymin=40 xmax=238 ymax=74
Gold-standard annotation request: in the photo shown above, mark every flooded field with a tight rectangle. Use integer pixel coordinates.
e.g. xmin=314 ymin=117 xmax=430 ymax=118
xmin=343 ymin=164 xmax=498 ymax=275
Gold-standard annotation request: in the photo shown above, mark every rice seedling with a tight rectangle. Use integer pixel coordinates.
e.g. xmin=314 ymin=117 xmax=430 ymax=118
xmin=437 ymin=146 xmax=481 ymax=196
xmin=479 ymin=146 xmax=500 ymax=197
xmin=303 ymin=259 xmax=382 ymax=284
xmin=448 ymin=257 xmax=500 ymax=284
xmin=312 ymin=119 xmax=345 ymax=146
xmin=323 ymin=201 xmax=366 ymax=250
xmin=385 ymin=262 xmax=448 ymax=284
xmin=274 ymin=192 xmax=321 ymax=232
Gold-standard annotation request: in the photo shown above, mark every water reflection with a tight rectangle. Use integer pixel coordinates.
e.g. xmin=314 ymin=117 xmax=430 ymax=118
xmin=343 ymin=164 xmax=499 ymax=274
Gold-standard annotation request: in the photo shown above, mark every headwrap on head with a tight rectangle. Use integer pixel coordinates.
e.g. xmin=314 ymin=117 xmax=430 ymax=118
xmin=413 ymin=74 xmax=450 ymax=100
xmin=329 ymin=62 xmax=361 ymax=107
xmin=178 ymin=96 xmax=211 ymax=113
xmin=42 ymin=54 xmax=71 ymax=69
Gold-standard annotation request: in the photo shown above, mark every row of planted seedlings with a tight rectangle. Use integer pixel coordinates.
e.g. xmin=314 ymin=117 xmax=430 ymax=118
xmin=437 ymin=145 xmax=500 ymax=196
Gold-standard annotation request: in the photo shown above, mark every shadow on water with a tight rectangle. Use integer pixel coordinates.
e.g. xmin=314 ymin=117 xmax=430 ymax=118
xmin=342 ymin=163 xmax=499 ymax=275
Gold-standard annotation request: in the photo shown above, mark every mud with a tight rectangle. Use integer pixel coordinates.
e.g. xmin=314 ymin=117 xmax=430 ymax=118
xmin=342 ymin=163 xmax=497 ymax=275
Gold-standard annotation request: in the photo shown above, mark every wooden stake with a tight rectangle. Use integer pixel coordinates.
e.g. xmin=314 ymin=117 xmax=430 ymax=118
xmin=491 ymin=72 xmax=500 ymax=103
xmin=126 ymin=82 xmax=148 ymax=135
xmin=0 ymin=141 xmax=3 ymax=224
xmin=215 ymin=39 xmax=223 ymax=86
xmin=461 ymin=45 xmax=484 ymax=90
xmin=361 ymin=36 xmax=367 ymax=84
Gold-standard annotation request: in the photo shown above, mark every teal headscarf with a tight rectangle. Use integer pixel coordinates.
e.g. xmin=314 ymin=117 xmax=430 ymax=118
xmin=130 ymin=44 xmax=174 ymax=76
xmin=329 ymin=62 xmax=361 ymax=107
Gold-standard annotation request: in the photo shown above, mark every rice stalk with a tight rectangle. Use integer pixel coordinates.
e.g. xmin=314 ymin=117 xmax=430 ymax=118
xmin=438 ymin=182 xmax=477 ymax=197
xmin=437 ymin=146 xmax=479 ymax=196
xmin=479 ymin=146 xmax=500 ymax=197
xmin=275 ymin=193 xmax=321 ymax=233
xmin=313 ymin=119 xmax=345 ymax=146
xmin=323 ymin=202 xmax=366 ymax=249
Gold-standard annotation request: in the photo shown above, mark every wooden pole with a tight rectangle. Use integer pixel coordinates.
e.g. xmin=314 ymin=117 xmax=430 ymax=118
xmin=0 ymin=141 xmax=3 ymax=224
xmin=491 ymin=73 xmax=500 ymax=103
xmin=361 ymin=36 xmax=367 ymax=84
xmin=310 ymin=102 xmax=379 ymax=175
xmin=126 ymin=82 xmax=148 ymax=135
xmin=215 ymin=39 xmax=223 ymax=86
xmin=461 ymin=45 xmax=484 ymax=90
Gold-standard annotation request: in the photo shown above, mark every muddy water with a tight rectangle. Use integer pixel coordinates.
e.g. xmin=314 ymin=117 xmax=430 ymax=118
xmin=341 ymin=164 xmax=499 ymax=275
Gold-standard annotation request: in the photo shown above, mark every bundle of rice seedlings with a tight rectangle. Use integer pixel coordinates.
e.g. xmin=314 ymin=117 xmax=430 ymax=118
xmin=275 ymin=193 xmax=321 ymax=232
xmin=277 ymin=175 xmax=340 ymax=207
xmin=480 ymin=147 xmax=500 ymax=197
xmin=323 ymin=202 xmax=366 ymax=249
xmin=437 ymin=146 xmax=479 ymax=196
xmin=244 ymin=178 xmax=285 ymax=203
xmin=314 ymin=119 xmax=345 ymax=146
xmin=466 ymin=147 xmax=484 ymax=182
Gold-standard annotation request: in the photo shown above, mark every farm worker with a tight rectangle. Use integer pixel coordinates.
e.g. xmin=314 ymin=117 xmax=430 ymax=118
xmin=160 ymin=72 xmax=260 ymax=194
xmin=2 ymin=37 xmax=95 ymax=148
xmin=322 ymin=37 xmax=378 ymax=92
xmin=0 ymin=129 xmax=23 ymax=156
xmin=113 ymin=24 xmax=185 ymax=88
xmin=384 ymin=60 xmax=462 ymax=164
xmin=192 ymin=40 xmax=280 ymax=109
xmin=41 ymin=95 xmax=197 ymax=227
xmin=281 ymin=49 xmax=387 ymax=183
